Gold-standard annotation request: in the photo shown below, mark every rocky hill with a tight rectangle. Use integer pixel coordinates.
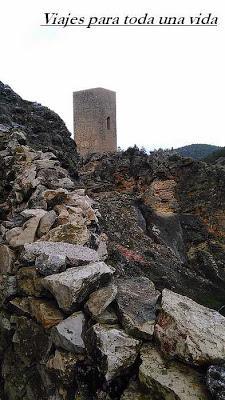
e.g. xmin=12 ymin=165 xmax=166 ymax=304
xmin=0 ymin=82 xmax=78 ymax=177
xmin=173 ymin=143 xmax=220 ymax=160
xmin=1 ymin=84 xmax=225 ymax=399
xmin=204 ymin=146 xmax=225 ymax=165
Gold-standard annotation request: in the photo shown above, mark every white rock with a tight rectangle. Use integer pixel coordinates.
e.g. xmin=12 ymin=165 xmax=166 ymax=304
xmin=155 ymin=289 xmax=225 ymax=366
xmin=51 ymin=312 xmax=86 ymax=353
xmin=85 ymin=323 xmax=141 ymax=381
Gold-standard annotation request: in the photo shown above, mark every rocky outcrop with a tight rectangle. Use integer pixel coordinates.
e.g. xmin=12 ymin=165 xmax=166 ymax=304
xmin=1 ymin=84 xmax=225 ymax=399
xmin=0 ymin=81 xmax=78 ymax=176
xmin=80 ymin=149 xmax=225 ymax=309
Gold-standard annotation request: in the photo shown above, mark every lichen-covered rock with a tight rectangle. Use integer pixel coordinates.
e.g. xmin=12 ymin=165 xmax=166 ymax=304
xmin=51 ymin=312 xmax=86 ymax=353
xmin=116 ymin=277 xmax=160 ymax=340
xmin=85 ymin=284 xmax=117 ymax=318
xmin=139 ymin=344 xmax=210 ymax=400
xmin=207 ymin=364 xmax=225 ymax=400
xmin=155 ymin=289 xmax=225 ymax=366
xmin=46 ymin=349 xmax=83 ymax=386
xmin=42 ymin=262 xmax=115 ymax=312
xmin=0 ymin=275 xmax=17 ymax=305
xmin=0 ymin=311 xmax=13 ymax=354
xmin=0 ymin=244 xmax=15 ymax=273
xmin=12 ymin=316 xmax=51 ymax=366
xmin=17 ymin=266 xmax=44 ymax=296
xmin=85 ymin=323 xmax=141 ymax=381
xmin=41 ymin=222 xmax=90 ymax=245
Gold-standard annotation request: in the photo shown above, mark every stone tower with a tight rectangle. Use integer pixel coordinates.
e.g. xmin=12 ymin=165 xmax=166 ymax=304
xmin=73 ymin=88 xmax=117 ymax=156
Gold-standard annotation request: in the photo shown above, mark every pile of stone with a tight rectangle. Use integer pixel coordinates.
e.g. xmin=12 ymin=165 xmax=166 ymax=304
xmin=1 ymin=130 xmax=225 ymax=400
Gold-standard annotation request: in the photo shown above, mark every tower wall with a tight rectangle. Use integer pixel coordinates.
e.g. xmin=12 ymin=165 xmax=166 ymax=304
xmin=73 ymin=88 xmax=117 ymax=156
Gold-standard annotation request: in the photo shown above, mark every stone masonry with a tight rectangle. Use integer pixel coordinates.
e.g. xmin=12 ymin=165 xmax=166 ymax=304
xmin=73 ymin=88 xmax=117 ymax=156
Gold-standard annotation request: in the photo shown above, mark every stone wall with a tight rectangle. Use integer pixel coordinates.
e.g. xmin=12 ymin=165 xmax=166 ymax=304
xmin=73 ymin=88 xmax=117 ymax=156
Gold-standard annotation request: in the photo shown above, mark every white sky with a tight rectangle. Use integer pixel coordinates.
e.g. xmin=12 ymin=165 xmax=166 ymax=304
xmin=0 ymin=0 xmax=224 ymax=150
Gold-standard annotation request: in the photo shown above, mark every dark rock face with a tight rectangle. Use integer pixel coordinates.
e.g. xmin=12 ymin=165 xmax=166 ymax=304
xmin=80 ymin=149 xmax=225 ymax=309
xmin=207 ymin=365 xmax=225 ymax=400
xmin=0 ymin=82 xmax=78 ymax=177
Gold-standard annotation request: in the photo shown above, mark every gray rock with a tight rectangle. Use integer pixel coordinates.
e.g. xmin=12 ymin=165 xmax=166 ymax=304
xmin=0 ymin=244 xmax=15 ymax=273
xmin=23 ymin=241 xmax=99 ymax=275
xmin=85 ymin=323 xmax=141 ymax=381
xmin=21 ymin=208 xmax=47 ymax=219
xmin=28 ymin=184 xmax=47 ymax=210
xmin=51 ymin=312 xmax=86 ymax=353
xmin=42 ymin=262 xmax=115 ymax=312
xmin=37 ymin=210 xmax=57 ymax=237
xmin=155 ymin=289 xmax=225 ymax=366
xmin=139 ymin=344 xmax=210 ymax=400
xmin=85 ymin=284 xmax=117 ymax=317
xmin=207 ymin=365 xmax=225 ymax=400
xmin=35 ymin=253 xmax=65 ymax=276
xmin=116 ymin=277 xmax=160 ymax=340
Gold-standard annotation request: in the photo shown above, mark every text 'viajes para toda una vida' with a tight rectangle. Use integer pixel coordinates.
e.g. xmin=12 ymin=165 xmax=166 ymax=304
xmin=42 ymin=13 xmax=218 ymax=28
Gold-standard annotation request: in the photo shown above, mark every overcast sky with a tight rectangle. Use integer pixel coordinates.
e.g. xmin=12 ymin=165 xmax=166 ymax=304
xmin=0 ymin=0 xmax=224 ymax=150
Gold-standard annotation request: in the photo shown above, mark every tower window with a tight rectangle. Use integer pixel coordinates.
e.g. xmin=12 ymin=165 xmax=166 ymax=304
xmin=107 ymin=116 xmax=110 ymax=130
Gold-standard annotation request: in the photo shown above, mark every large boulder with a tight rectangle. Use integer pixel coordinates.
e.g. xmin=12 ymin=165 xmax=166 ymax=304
xmin=85 ymin=323 xmax=141 ymax=381
xmin=139 ymin=344 xmax=210 ymax=400
xmin=42 ymin=262 xmax=115 ymax=312
xmin=23 ymin=241 xmax=100 ymax=276
xmin=116 ymin=277 xmax=160 ymax=340
xmin=51 ymin=312 xmax=86 ymax=353
xmin=155 ymin=289 xmax=225 ymax=366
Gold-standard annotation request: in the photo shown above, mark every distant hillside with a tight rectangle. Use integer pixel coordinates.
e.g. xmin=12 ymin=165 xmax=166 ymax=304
xmin=174 ymin=144 xmax=220 ymax=160
xmin=204 ymin=147 xmax=225 ymax=164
